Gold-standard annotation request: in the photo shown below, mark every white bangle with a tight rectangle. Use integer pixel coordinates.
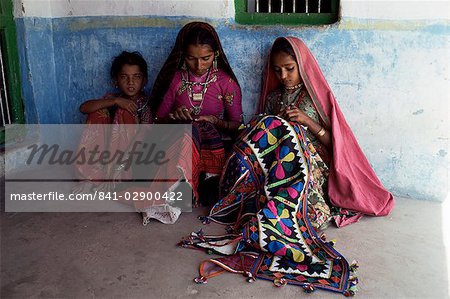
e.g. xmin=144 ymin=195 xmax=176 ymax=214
xmin=316 ymin=127 xmax=326 ymax=137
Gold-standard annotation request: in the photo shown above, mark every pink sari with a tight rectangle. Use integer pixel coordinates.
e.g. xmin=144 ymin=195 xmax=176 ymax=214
xmin=259 ymin=37 xmax=394 ymax=225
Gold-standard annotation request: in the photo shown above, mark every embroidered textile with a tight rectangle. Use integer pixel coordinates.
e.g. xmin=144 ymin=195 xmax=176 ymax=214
xmin=181 ymin=116 xmax=355 ymax=295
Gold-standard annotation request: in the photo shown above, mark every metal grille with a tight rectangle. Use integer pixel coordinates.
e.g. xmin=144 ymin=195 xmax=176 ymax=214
xmin=0 ymin=39 xmax=12 ymax=127
xmin=247 ymin=0 xmax=331 ymax=13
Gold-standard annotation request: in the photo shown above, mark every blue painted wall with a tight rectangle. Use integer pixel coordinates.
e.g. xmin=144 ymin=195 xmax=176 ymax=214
xmin=15 ymin=15 xmax=450 ymax=201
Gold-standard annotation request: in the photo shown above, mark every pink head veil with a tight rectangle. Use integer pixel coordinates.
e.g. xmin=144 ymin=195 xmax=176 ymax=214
xmin=259 ymin=37 xmax=394 ymax=222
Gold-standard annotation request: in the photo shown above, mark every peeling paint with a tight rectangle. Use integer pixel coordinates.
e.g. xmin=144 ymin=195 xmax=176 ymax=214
xmin=67 ymin=16 xmax=181 ymax=31
xmin=438 ymin=150 xmax=447 ymax=157
xmin=64 ymin=16 xmax=224 ymax=32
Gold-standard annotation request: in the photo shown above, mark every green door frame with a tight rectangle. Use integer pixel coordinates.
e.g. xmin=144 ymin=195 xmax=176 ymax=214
xmin=1 ymin=0 xmax=24 ymax=143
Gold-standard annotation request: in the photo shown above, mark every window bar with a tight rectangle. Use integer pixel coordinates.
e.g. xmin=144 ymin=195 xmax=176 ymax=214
xmin=280 ymin=0 xmax=284 ymax=13
xmin=0 ymin=48 xmax=11 ymax=126
xmin=247 ymin=0 xmax=252 ymax=12
xmin=318 ymin=0 xmax=321 ymax=13
xmin=256 ymin=0 xmax=260 ymax=13
xmin=305 ymin=0 xmax=309 ymax=13
xmin=247 ymin=0 xmax=256 ymax=13
xmin=268 ymin=0 xmax=272 ymax=13
xmin=293 ymin=0 xmax=296 ymax=13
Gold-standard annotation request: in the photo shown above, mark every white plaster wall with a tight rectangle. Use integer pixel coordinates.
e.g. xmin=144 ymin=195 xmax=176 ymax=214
xmin=14 ymin=0 xmax=233 ymax=18
xmin=321 ymin=37 xmax=450 ymax=201
xmin=15 ymin=0 xmax=450 ymax=19
xmin=341 ymin=0 xmax=450 ymax=20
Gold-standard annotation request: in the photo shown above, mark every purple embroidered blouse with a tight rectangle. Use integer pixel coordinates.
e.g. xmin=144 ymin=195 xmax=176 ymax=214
xmin=156 ymin=69 xmax=242 ymax=122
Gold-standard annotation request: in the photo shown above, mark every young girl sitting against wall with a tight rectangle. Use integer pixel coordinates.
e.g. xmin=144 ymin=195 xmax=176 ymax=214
xmin=74 ymin=51 xmax=152 ymax=194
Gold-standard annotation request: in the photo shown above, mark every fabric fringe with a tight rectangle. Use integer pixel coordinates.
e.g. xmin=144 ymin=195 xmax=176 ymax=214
xmin=319 ymin=232 xmax=337 ymax=247
xmin=344 ymin=260 xmax=359 ymax=297
xmin=302 ymin=283 xmax=316 ymax=293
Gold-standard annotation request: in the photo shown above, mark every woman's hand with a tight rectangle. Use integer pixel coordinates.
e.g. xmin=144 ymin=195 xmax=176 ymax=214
xmin=281 ymin=105 xmax=332 ymax=149
xmin=281 ymin=105 xmax=310 ymax=125
xmin=170 ymin=106 xmax=193 ymax=121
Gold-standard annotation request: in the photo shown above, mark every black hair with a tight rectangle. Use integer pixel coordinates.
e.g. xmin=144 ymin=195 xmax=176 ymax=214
xmin=110 ymin=51 xmax=148 ymax=80
xmin=270 ymin=38 xmax=296 ymax=60
xmin=182 ymin=27 xmax=219 ymax=52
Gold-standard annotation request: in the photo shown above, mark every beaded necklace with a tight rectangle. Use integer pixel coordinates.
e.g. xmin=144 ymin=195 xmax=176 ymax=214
xmin=277 ymin=83 xmax=304 ymax=113
xmin=284 ymin=82 xmax=304 ymax=90
xmin=182 ymin=68 xmax=213 ymax=115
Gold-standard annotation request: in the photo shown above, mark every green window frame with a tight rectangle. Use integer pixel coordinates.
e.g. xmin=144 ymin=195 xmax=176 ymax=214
xmin=235 ymin=0 xmax=340 ymax=25
xmin=1 ymin=0 xmax=24 ymax=143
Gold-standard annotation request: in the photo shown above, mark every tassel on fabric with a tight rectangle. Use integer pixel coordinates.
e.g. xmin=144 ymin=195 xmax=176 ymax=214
xmin=273 ymin=278 xmax=287 ymax=288
xmin=349 ymin=275 xmax=359 ymax=284
xmin=194 ymin=276 xmax=208 ymax=284
xmin=349 ymin=260 xmax=359 ymax=271
xmin=244 ymin=271 xmax=256 ymax=283
xmin=344 ymin=260 xmax=359 ymax=296
xmin=302 ymin=283 xmax=315 ymax=293
xmin=197 ymin=216 xmax=210 ymax=225
xmin=318 ymin=233 xmax=337 ymax=247
xmin=344 ymin=290 xmax=355 ymax=297
xmin=328 ymin=239 xmax=337 ymax=247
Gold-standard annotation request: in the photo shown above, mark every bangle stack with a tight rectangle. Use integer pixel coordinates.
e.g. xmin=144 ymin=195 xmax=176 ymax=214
xmin=316 ymin=127 xmax=326 ymax=137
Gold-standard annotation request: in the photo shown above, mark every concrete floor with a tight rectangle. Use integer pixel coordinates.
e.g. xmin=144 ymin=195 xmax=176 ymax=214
xmin=1 ymin=173 xmax=449 ymax=298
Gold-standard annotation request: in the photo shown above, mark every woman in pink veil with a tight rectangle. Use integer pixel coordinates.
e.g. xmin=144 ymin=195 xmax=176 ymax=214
xmin=259 ymin=37 xmax=394 ymax=225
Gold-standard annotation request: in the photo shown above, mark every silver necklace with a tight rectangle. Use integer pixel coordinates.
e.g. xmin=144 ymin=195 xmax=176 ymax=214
xmin=279 ymin=84 xmax=303 ymax=108
xmin=284 ymin=82 xmax=304 ymax=90
xmin=182 ymin=69 xmax=212 ymax=115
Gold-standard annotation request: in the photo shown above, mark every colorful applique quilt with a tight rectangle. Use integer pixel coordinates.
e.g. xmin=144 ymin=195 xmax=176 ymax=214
xmin=180 ymin=116 xmax=357 ymax=296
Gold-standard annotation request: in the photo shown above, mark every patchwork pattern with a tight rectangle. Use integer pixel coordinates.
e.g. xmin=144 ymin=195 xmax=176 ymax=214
xmin=185 ymin=116 xmax=353 ymax=295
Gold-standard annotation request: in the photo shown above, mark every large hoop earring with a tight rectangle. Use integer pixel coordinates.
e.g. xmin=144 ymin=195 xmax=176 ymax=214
xmin=181 ymin=60 xmax=187 ymax=70
xmin=213 ymin=51 xmax=219 ymax=70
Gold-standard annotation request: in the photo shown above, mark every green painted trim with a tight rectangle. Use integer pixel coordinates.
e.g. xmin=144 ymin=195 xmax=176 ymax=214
xmin=234 ymin=0 xmax=339 ymax=25
xmin=1 ymin=0 xmax=24 ymax=143
xmin=235 ymin=12 xmax=338 ymax=25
